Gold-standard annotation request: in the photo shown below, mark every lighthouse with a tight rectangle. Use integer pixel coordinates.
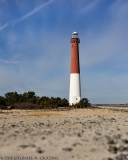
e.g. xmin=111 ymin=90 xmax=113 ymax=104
xmin=69 ymin=32 xmax=81 ymax=105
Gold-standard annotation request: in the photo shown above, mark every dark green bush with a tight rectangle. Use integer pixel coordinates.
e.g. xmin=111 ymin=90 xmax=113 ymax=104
xmin=0 ymin=92 xmax=90 ymax=109
xmin=71 ymin=98 xmax=91 ymax=108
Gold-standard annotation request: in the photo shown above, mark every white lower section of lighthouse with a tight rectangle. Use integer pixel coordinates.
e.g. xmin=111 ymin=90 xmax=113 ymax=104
xmin=69 ymin=73 xmax=81 ymax=105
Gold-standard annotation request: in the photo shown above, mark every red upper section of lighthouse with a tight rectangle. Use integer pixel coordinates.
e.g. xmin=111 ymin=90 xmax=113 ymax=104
xmin=70 ymin=38 xmax=80 ymax=44
xmin=70 ymin=37 xmax=80 ymax=74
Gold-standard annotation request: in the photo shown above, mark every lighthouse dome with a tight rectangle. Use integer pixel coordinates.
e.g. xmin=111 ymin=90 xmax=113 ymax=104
xmin=72 ymin=31 xmax=78 ymax=38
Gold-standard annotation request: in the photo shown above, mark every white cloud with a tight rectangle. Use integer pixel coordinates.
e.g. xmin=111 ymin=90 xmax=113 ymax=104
xmin=80 ymin=2 xmax=128 ymax=69
xmin=12 ymin=0 xmax=53 ymax=25
xmin=80 ymin=0 xmax=101 ymax=13
xmin=0 ymin=22 xmax=9 ymax=30
xmin=0 ymin=58 xmax=21 ymax=64
xmin=0 ymin=52 xmax=22 ymax=65
xmin=0 ymin=0 xmax=53 ymax=31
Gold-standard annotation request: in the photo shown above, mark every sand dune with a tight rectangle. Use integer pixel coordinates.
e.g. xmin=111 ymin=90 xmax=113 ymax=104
xmin=0 ymin=108 xmax=128 ymax=160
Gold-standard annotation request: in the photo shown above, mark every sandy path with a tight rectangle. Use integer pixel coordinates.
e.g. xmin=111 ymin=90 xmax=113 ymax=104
xmin=0 ymin=108 xmax=128 ymax=160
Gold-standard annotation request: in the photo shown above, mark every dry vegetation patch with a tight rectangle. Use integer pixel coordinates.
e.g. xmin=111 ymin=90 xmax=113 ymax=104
xmin=26 ymin=112 xmax=62 ymax=116
xmin=18 ymin=109 xmax=63 ymax=116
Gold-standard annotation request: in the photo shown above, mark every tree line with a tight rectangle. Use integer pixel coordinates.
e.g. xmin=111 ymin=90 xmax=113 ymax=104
xmin=0 ymin=91 xmax=90 ymax=109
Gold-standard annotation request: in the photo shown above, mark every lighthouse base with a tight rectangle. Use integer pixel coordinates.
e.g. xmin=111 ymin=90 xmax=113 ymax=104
xmin=69 ymin=73 xmax=81 ymax=105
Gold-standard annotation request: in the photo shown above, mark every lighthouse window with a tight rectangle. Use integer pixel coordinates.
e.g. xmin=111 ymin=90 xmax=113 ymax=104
xmin=76 ymin=98 xmax=77 ymax=100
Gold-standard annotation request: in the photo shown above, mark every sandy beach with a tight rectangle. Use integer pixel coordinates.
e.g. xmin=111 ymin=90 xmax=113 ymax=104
xmin=0 ymin=107 xmax=128 ymax=160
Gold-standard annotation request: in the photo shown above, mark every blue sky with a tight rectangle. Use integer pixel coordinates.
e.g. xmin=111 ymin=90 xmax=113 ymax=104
xmin=0 ymin=0 xmax=128 ymax=104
